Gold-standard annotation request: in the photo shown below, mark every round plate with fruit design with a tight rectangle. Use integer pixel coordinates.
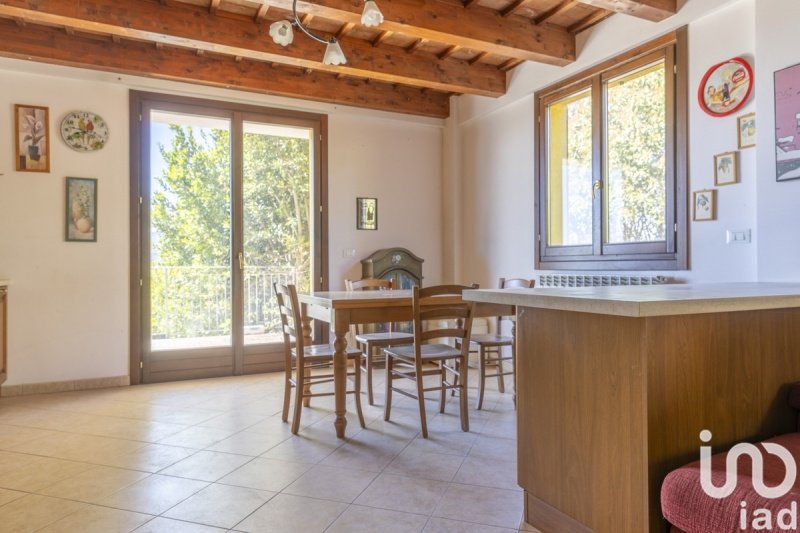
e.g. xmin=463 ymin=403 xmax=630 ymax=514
xmin=60 ymin=111 xmax=110 ymax=152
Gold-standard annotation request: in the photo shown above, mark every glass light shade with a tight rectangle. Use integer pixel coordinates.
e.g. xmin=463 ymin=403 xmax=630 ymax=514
xmin=361 ymin=0 xmax=384 ymax=27
xmin=269 ymin=20 xmax=294 ymax=46
xmin=323 ymin=40 xmax=347 ymax=65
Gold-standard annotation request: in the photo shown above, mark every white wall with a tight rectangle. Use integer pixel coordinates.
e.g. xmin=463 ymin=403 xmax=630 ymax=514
xmin=0 ymin=59 xmax=443 ymax=386
xmin=755 ymin=0 xmax=800 ymax=281
xmin=449 ymin=0 xmax=760 ymax=286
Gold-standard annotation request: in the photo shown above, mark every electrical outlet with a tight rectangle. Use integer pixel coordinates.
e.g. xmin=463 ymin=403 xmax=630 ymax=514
xmin=726 ymin=229 xmax=751 ymax=244
xmin=342 ymin=248 xmax=356 ymax=258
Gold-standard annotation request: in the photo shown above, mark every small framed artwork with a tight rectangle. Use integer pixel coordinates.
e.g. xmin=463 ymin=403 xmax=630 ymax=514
xmin=356 ymin=197 xmax=377 ymax=230
xmin=693 ymin=189 xmax=716 ymax=222
xmin=14 ymin=104 xmax=50 ymax=172
xmin=714 ymin=151 xmax=738 ymax=186
xmin=66 ymin=177 xmax=98 ymax=242
xmin=737 ymin=112 xmax=756 ymax=149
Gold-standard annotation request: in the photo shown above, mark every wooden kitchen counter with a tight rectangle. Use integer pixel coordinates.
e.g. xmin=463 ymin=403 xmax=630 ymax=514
xmin=464 ymin=283 xmax=800 ymax=533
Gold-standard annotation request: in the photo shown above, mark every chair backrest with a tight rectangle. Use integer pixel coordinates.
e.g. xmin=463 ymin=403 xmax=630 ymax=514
xmin=345 ymin=278 xmax=394 ymax=291
xmin=499 ymin=277 xmax=535 ymax=289
xmin=346 ymin=278 xmax=395 ymax=334
xmin=274 ymin=283 xmax=304 ymax=363
xmin=411 ymin=284 xmax=478 ymax=363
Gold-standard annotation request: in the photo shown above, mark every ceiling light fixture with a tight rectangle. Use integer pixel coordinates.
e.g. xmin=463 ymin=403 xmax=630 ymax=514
xmin=269 ymin=0 xmax=384 ymax=66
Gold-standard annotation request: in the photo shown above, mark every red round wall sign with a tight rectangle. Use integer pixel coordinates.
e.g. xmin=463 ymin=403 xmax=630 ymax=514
xmin=698 ymin=57 xmax=754 ymax=117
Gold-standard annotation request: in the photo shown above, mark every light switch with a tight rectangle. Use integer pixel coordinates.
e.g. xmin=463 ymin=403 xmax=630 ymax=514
xmin=726 ymin=229 xmax=751 ymax=244
xmin=342 ymin=248 xmax=356 ymax=258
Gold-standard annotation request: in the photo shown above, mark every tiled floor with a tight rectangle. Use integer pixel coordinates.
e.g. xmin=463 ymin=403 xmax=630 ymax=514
xmin=0 ymin=367 xmax=538 ymax=533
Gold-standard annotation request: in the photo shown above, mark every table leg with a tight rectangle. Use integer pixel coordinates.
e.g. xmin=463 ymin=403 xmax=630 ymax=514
xmin=301 ymin=304 xmax=313 ymax=408
xmin=511 ymin=317 xmax=517 ymax=408
xmin=332 ymin=318 xmax=349 ymax=438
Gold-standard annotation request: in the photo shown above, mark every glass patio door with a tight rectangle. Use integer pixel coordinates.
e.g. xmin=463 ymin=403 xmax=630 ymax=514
xmin=136 ymin=96 xmax=321 ymax=384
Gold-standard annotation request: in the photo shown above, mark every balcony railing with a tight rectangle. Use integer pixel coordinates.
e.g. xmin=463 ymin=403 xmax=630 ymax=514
xmin=150 ymin=265 xmax=303 ymax=343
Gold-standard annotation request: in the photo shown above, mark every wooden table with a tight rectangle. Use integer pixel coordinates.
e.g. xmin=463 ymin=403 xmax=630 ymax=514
xmin=297 ymin=290 xmax=514 ymax=438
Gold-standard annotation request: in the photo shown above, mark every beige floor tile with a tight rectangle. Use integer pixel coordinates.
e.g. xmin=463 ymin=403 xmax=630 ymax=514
xmin=0 ymin=451 xmax=38 ymax=476
xmin=39 ymin=465 xmax=150 ymax=503
xmin=385 ymin=448 xmax=466 ymax=482
xmin=102 ymin=443 xmax=196 ymax=472
xmin=0 ymin=494 xmax=87 ymax=533
xmin=133 ymin=517 xmax=227 ymax=533
xmin=326 ymin=504 xmax=428 ymax=533
xmin=260 ymin=427 xmax=344 ymax=464
xmin=0 ymin=487 xmax=26 ymax=507
xmin=11 ymin=432 xmax=144 ymax=464
xmin=283 ymin=464 xmax=377 ymax=503
xmin=0 ymin=425 xmax=57 ymax=450
xmin=218 ymin=457 xmax=312 ymax=492
xmin=197 ymin=412 xmax=266 ymax=432
xmin=233 ymin=493 xmax=347 ymax=533
xmin=99 ymin=474 xmax=208 ymax=515
xmin=37 ymin=504 xmax=153 ymax=533
xmin=206 ymin=430 xmax=289 ymax=456
xmin=0 ymin=455 xmax=88 ymax=492
xmin=423 ymin=517 xmax=517 ymax=532
xmin=159 ymin=451 xmax=252 ymax=481
xmin=453 ymin=456 xmax=520 ymax=491
xmin=164 ymin=483 xmax=274 ymax=529
xmin=140 ymin=407 xmax=222 ymax=426
xmin=158 ymin=426 xmax=237 ymax=449
xmin=433 ymin=483 xmax=524 ymax=529
xmin=468 ymin=435 xmax=516 ymax=460
xmin=355 ymin=472 xmax=449 ymax=515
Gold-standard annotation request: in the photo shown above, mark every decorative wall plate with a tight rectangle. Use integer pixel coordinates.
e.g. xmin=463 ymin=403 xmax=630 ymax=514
xmin=60 ymin=111 xmax=109 ymax=152
xmin=698 ymin=57 xmax=753 ymax=117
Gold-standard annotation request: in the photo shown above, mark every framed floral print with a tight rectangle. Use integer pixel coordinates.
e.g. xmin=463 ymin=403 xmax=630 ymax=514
xmin=66 ymin=177 xmax=98 ymax=242
xmin=14 ymin=104 xmax=50 ymax=172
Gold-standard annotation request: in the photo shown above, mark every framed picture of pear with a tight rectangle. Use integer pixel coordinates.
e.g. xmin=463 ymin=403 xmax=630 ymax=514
xmin=65 ymin=177 xmax=97 ymax=242
xmin=14 ymin=104 xmax=50 ymax=172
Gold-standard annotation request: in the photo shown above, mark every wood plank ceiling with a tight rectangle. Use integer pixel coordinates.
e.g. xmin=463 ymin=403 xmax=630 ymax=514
xmin=0 ymin=0 xmax=677 ymax=117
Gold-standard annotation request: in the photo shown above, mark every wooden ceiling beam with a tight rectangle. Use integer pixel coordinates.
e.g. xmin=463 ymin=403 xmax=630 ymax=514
xmin=0 ymin=0 xmax=505 ymax=97
xmin=568 ymin=9 xmax=613 ymax=33
xmin=462 ymin=0 xmax=480 ymax=7
xmin=575 ymin=0 xmax=676 ymax=21
xmin=534 ymin=0 xmax=578 ymax=24
xmin=264 ymin=0 xmax=575 ymax=65
xmin=500 ymin=0 xmax=529 ymax=17
xmin=335 ymin=22 xmax=355 ymax=40
xmin=209 ymin=0 xmax=221 ymax=14
xmin=254 ymin=4 xmax=269 ymax=21
xmin=371 ymin=30 xmax=393 ymax=47
xmin=0 ymin=19 xmax=449 ymax=118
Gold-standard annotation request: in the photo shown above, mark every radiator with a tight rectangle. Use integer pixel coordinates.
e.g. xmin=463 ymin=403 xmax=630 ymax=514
xmin=538 ymin=274 xmax=671 ymax=288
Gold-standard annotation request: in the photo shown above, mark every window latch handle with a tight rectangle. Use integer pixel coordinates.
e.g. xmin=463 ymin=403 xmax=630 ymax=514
xmin=238 ymin=252 xmax=244 ymax=270
xmin=592 ymin=180 xmax=603 ymax=200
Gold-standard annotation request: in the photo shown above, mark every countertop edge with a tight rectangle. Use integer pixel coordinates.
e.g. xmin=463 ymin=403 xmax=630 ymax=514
xmin=463 ymin=287 xmax=800 ymax=317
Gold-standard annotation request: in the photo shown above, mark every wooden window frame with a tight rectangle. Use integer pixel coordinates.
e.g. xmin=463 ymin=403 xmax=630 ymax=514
xmin=534 ymin=28 xmax=688 ymax=271
xmin=128 ymin=91 xmax=328 ymax=385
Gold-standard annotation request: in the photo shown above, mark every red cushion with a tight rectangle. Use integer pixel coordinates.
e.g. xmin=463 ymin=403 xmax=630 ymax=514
xmin=662 ymin=433 xmax=800 ymax=533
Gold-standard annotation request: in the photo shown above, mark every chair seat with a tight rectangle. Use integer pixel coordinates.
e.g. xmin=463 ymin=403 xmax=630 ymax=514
xmin=293 ymin=344 xmax=363 ymax=362
xmin=355 ymin=331 xmax=414 ymax=345
xmin=469 ymin=334 xmax=513 ymax=346
xmin=385 ymin=343 xmax=462 ymax=361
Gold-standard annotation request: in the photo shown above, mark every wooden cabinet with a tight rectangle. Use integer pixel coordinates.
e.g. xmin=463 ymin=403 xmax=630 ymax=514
xmin=0 ymin=286 xmax=6 ymax=386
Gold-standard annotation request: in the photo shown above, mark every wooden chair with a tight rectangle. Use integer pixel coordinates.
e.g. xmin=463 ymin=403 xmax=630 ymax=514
xmin=274 ymin=283 xmax=365 ymax=434
xmin=383 ymin=284 xmax=477 ymax=438
xmin=467 ymin=277 xmax=534 ymax=409
xmin=345 ymin=278 xmax=414 ymax=406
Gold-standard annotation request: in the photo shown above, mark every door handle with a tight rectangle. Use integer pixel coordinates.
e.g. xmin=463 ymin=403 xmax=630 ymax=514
xmin=238 ymin=252 xmax=244 ymax=270
xmin=592 ymin=180 xmax=603 ymax=200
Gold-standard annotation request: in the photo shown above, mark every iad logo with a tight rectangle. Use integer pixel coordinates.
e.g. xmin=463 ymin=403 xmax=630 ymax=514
xmin=700 ymin=430 xmax=798 ymax=530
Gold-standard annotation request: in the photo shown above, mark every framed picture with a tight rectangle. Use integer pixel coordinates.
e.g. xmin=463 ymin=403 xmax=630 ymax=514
xmin=774 ymin=63 xmax=800 ymax=181
xmin=14 ymin=104 xmax=50 ymax=172
xmin=737 ymin=112 xmax=756 ymax=149
xmin=66 ymin=177 xmax=98 ymax=242
xmin=698 ymin=57 xmax=753 ymax=117
xmin=714 ymin=151 xmax=739 ymax=186
xmin=693 ymin=189 xmax=716 ymax=222
xmin=356 ymin=197 xmax=377 ymax=230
